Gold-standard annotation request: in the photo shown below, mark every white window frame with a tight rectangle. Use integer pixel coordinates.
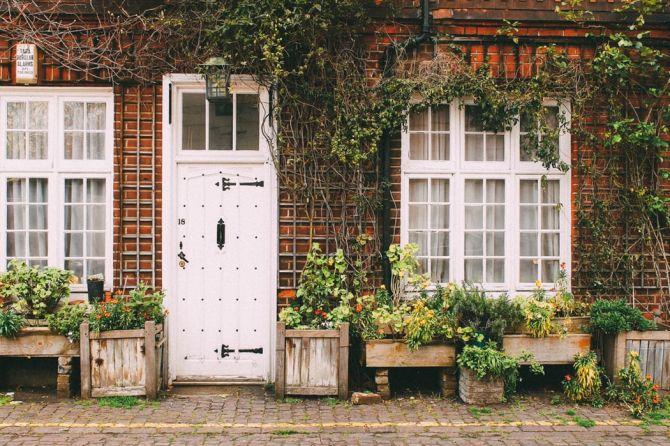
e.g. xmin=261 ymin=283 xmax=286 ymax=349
xmin=0 ymin=88 xmax=114 ymax=291
xmin=401 ymin=99 xmax=571 ymax=293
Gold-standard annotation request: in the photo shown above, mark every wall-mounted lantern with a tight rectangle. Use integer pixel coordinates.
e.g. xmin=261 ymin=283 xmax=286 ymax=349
xmin=201 ymin=57 xmax=231 ymax=103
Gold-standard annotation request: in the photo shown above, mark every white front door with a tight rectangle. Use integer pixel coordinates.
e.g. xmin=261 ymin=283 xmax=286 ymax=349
xmin=174 ymin=162 xmax=272 ymax=380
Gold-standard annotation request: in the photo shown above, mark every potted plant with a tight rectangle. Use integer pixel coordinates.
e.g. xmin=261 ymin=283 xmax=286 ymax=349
xmin=276 ymin=244 xmax=351 ymax=399
xmin=590 ymin=298 xmax=670 ymax=389
xmin=80 ymin=283 xmax=167 ymax=399
xmin=502 ymin=268 xmax=592 ymax=364
xmin=0 ymin=260 xmax=80 ymax=397
xmin=457 ymin=343 xmax=543 ymax=404
xmin=86 ymin=274 xmax=105 ymax=304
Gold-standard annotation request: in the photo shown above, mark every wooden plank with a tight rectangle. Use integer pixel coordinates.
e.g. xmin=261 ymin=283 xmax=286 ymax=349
xmin=136 ymin=337 xmax=146 ymax=387
xmin=79 ymin=322 xmax=91 ymax=399
xmin=653 ymin=342 xmax=664 ymax=387
xmin=338 ymin=323 xmax=349 ymax=399
xmin=502 ymin=334 xmax=591 ymax=364
xmin=90 ymin=339 xmax=101 ymax=389
xmin=647 ymin=341 xmax=657 ymax=379
xmin=639 ymin=340 xmax=649 ymax=376
xmin=285 ymin=329 xmax=340 ymax=338
xmin=365 ymin=340 xmax=456 ymax=367
xmin=114 ymin=337 xmax=125 ymax=388
xmin=275 ymin=322 xmax=286 ymax=399
xmin=0 ymin=329 xmax=79 ymax=357
xmin=121 ymin=338 xmax=132 ymax=387
xmin=91 ymin=386 xmax=145 ymax=397
xmin=299 ymin=334 xmax=311 ymax=387
xmin=89 ymin=329 xmax=145 ymax=340
xmin=662 ymin=341 xmax=670 ymax=390
xmin=285 ymin=386 xmax=338 ymax=396
xmin=145 ymin=321 xmax=157 ymax=399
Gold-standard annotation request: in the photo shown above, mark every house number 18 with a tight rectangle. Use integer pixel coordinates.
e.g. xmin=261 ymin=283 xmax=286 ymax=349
xmin=178 ymin=219 xmax=186 ymax=225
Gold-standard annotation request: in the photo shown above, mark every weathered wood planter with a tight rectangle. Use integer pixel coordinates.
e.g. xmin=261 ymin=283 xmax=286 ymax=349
xmin=80 ymin=321 xmax=165 ymax=399
xmin=0 ymin=327 xmax=79 ymax=397
xmin=601 ymin=328 xmax=670 ymax=390
xmin=502 ymin=333 xmax=591 ymax=364
xmin=364 ymin=339 xmax=457 ymax=399
xmin=275 ymin=322 xmax=349 ymax=399
xmin=458 ymin=367 xmax=504 ymax=405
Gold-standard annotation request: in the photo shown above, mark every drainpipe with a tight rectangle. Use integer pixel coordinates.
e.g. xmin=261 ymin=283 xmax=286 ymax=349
xmin=379 ymin=0 xmax=432 ymax=289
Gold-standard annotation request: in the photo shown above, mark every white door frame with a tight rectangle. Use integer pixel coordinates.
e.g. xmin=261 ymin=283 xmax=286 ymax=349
xmin=161 ymin=73 xmax=278 ymax=384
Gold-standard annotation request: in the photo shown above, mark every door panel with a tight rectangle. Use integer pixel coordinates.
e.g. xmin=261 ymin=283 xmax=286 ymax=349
xmin=174 ymin=163 xmax=271 ymax=380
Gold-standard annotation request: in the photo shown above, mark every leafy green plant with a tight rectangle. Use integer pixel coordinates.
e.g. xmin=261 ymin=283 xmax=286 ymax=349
xmin=0 ymin=310 xmax=25 ymax=338
xmin=97 ymin=396 xmax=142 ymax=409
xmin=46 ymin=304 xmax=89 ymax=341
xmin=0 ymin=260 xmax=75 ymax=319
xmin=606 ymin=351 xmax=661 ymax=417
xmin=590 ymin=299 xmax=656 ymax=335
xmin=88 ymin=283 xmax=165 ymax=332
xmin=457 ymin=343 xmax=544 ymax=396
xmin=563 ymin=352 xmax=602 ymax=405
xmin=518 ymin=297 xmax=555 ymax=338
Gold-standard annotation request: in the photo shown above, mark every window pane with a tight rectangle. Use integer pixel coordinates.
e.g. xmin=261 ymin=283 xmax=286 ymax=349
xmin=409 ymin=109 xmax=428 ymax=131
xmin=87 ymin=205 xmax=106 ymax=230
xmin=65 ymin=206 xmax=84 ymax=230
xmin=487 ymin=232 xmax=505 ymax=256
xmin=431 ymin=133 xmax=449 ymax=160
xmin=6 ymin=233 xmax=26 ymax=257
xmin=409 ymin=133 xmax=428 ymax=160
xmin=431 ymin=232 xmax=449 ymax=257
xmin=65 ymin=179 xmax=84 ymax=203
xmin=87 ymin=133 xmax=105 ymax=160
xmin=28 ymin=132 xmax=47 ymax=159
xmin=542 ymin=260 xmax=559 ymax=283
xmin=236 ymin=94 xmax=259 ymax=150
xmin=541 ymin=233 xmax=560 ymax=257
xmin=7 ymin=131 xmax=26 ymax=159
xmin=7 ymin=102 xmax=26 ymax=129
xmin=87 ymin=260 xmax=105 ymax=277
xmin=28 ymin=232 xmax=47 ymax=257
xmin=486 ymin=180 xmax=505 ymax=203
xmin=409 ymin=179 xmax=428 ymax=202
xmin=464 ymin=134 xmax=484 ymax=161
xmin=65 ymin=260 xmax=84 ymax=281
xmin=65 ymin=233 xmax=83 ymax=257
xmin=465 ymin=106 xmax=481 ymax=131
xmin=520 ymin=181 xmax=538 ymax=203
xmin=465 ymin=179 xmax=483 ymax=203
xmin=431 ymin=259 xmax=449 ymax=283
xmin=465 ymin=206 xmax=483 ymax=229
xmin=87 ymin=103 xmax=106 ymax=130
xmin=486 ymin=205 xmax=505 ymax=230
xmin=486 ymin=134 xmax=504 ymax=161
xmin=409 ymin=204 xmax=427 ymax=229
xmin=486 ymin=259 xmax=504 ymax=283
xmin=542 ymin=181 xmax=560 ymax=204
xmin=430 ymin=205 xmax=449 ymax=229
xmin=519 ymin=206 xmax=537 ymax=230
xmin=29 ymin=205 xmax=47 ymax=229
xmin=431 ymin=179 xmax=449 ymax=202
xmin=87 ymin=179 xmax=106 ymax=203
xmin=7 ymin=205 xmax=25 ymax=230
xmin=208 ymin=98 xmax=233 ymax=150
xmin=465 ymin=259 xmax=483 ymax=283
xmin=520 ymin=233 xmax=538 ymax=256
xmin=541 ymin=206 xmax=560 ymax=230
xmin=29 ymin=102 xmax=48 ymax=130
xmin=7 ymin=178 xmax=25 ymax=202
xmin=431 ymin=106 xmax=449 ymax=131
xmin=520 ymin=259 xmax=537 ymax=283
xmin=86 ymin=233 xmax=105 ymax=257
xmin=64 ymin=102 xmax=84 ymax=130
xmin=409 ymin=231 xmax=428 ymax=255
xmin=64 ymin=132 xmax=84 ymax=159
xmin=182 ymin=93 xmax=206 ymax=150
xmin=465 ymin=232 xmax=483 ymax=256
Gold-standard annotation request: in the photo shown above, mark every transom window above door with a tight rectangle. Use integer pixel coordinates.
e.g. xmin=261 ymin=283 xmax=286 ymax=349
xmin=181 ymin=92 xmax=260 ymax=151
xmin=402 ymin=100 xmax=571 ymax=293
xmin=0 ymin=89 xmax=113 ymax=289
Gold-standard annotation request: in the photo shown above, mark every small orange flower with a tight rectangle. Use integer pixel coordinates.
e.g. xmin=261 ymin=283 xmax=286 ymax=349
xmin=653 ymin=384 xmax=659 ymax=391
xmin=564 ymin=375 xmax=572 ymax=382
xmin=104 ymin=312 xmax=110 ymax=317
xmin=355 ymin=303 xmax=363 ymax=313
xmin=560 ymin=262 xmax=567 ymax=270
xmin=646 ymin=374 xmax=653 ymax=381
xmin=293 ymin=307 xmax=299 ymax=312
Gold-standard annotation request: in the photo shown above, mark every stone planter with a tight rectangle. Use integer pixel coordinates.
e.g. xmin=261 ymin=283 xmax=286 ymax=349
xmin=0 ymin=327 xmax=79 ymax=397
xmin=458 ymin=367 xmax=504 ymax=405
xmin=364 ymin=339 xmax=456 ymax=399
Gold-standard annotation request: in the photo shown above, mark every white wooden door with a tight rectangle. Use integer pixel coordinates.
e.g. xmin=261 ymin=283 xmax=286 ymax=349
xmin=174 ymin=163 xmax=272 ymax=380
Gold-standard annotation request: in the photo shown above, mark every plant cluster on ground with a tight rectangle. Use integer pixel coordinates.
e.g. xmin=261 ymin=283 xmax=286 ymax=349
xmin=606 ymin=351 xmax=662 ymax=417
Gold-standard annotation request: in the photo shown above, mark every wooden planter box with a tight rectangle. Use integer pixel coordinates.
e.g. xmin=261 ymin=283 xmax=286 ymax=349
xmin=0 ymin=327 xmax=79 ymax=397
xmin=275 ymin=322 xmax=349 ymax=399
xmin=601 ymin=329 xmax=670 ymax=390
xmin=502 ymin=333 xmax=591 ymax=364
xmin=459 ymin=367 xmax=504 ymax=405
xmin=80 ymin=321 xmax=166 ymax=399
xmin=364 ymin=339 xmax=457 ymax=398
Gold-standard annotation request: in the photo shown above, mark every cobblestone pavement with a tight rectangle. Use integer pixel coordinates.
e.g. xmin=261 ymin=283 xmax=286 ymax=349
xmin=0 ymin=387 xmax=668 ymax=445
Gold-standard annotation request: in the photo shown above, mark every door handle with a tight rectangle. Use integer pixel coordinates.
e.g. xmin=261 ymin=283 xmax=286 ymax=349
xmin=217 ymin=218 xmax=225 ymax=250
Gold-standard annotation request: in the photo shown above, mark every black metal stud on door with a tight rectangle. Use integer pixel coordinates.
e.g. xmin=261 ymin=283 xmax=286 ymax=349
xmin=217 ymin=219 xmax=225 ymax=249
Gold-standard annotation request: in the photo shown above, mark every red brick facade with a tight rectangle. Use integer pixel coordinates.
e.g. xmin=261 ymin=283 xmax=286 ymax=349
xmin=1 ymin=1 xmax=669 ymax=312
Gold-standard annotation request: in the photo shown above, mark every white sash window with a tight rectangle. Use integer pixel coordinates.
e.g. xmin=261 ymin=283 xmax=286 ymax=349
xmin=0 ymin=89 xmax=113 ymax=289
xmin=402 ymin=100 xmax=571 ymax=292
